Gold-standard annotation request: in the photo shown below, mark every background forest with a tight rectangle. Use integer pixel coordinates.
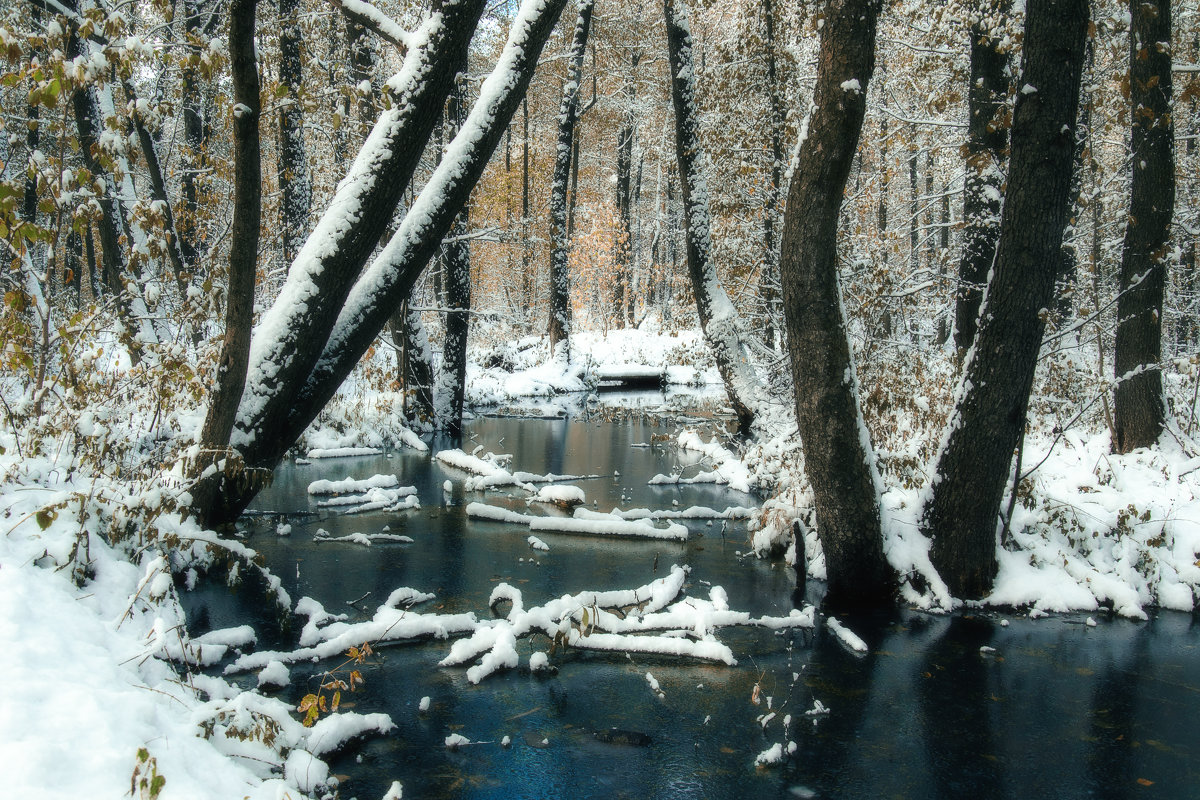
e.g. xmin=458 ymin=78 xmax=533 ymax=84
xmin=0 ymin=0 xmax=1197 ymax=594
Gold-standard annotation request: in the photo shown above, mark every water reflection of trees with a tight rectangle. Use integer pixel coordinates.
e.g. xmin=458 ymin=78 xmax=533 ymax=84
xmin=918 ymin=615 xmax=1005 ymax=800
xmin=1085 ymin=624 xmax=1147 ymax=800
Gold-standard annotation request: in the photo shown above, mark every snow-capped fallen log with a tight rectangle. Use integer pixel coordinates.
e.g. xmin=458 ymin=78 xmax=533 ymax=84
xmin=312 ymin=530 xmax=415 ymax=546
xmin=466 ymin=502 xmax=534 ymax=525
xmin=226 ymin=598 xmax=481 ymax=673
xmin=531 ymin=484 xmax=585 ymax=508
xmin=314 ymin=486 xmax=419 ymax=514
xmin=435 ymin=448 xmax=596 ymax=491
xmin=441 ymin=565 xmax=814 ymax=683
xmin=648 ymin=470 xmax=727 ymax=486
xmin=826 ymin=617 xmax=868 ymax=654
xmin=465 ymin=502 xmax=688 ymax=540
xmin=306 ymin=446 xmax=384 ymax=459
xmin=308 ymin=474 xmax=401 ymax=495
xmin=531 ymin=514 xmax=688 ymax=541
xmin=227 ymin=565 xmax=813 ymax=686
xmin=603 ymin=505 xmax=756 ymax=521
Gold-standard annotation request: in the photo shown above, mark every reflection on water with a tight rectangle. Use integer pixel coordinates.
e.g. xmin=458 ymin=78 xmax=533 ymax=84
xmin=189 ymin=415 xmax=1200 ymax=799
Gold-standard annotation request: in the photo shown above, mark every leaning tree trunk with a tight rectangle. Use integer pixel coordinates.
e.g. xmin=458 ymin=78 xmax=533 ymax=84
xmin=547 ymin=0 xmax=594 ymax=358
xmin=1113 ymin=0 xmax=1173 ymax=453
xmin=193 ymin=0 xmax=569 ymax=525
xmin=954 ymin=1 xmax=1010 ymax=355
xmin=924 ymin=0 xmax=1089 ymax=599
xmin=225 ymin=0 xmax=484 ymax=465
xmin=777 ymin=0 xmax=894 ymax=609
xmin=664 ymin=0 xmax=763 ymax=436
xmin=192 ymin=0 xmax=260 ymax=489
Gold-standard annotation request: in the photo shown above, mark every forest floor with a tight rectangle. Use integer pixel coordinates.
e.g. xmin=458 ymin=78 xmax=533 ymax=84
xmin=1 ymin=326 xmax=1198 ymax=799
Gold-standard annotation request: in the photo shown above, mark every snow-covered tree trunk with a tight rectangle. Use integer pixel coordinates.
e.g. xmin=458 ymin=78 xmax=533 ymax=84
xmin=192 ymin=0 xmax=261 ymax=492
xmin=1113 ymin=0 xmax=1173 ymax=453
xmin=277 ymin=0 xmax=311 ymax=266
xmin=777 ymin=0 xmax=894 ymax=608
xmin=924 ymin=0 xmax=1089 ymax=599
xmin=664 ymin=0 xmax=764 ymax=436
xmin=954 ymin=2 xmax=1011 ymax=355
xmin=225 ymin=0 xmax=483 ymax=456
xmin=547 ymin=0 xmax=595 ymax=358
xmin=193 ymin=0 xmax=569 ymax=525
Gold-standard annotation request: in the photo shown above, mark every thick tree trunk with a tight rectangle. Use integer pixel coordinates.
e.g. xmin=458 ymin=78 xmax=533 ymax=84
xmin=954 ymin=3 xmax=1010 ymax=355
xmin=777 ymin=0 xmax=894 ymax=609
xmin=924 ymin=0 xmax=1089 ymax=599
xmin=194 ymin=0 xmax=568 ymax=525
xmin=193 ymin=0 xmax=260 ymax=484
xmin=1113 ymin=0 xmax=1173 ymax=453
xmin=547 ymin=0 xmax=594 ymax=357
xmin=664 ymin=0 xmax=762 ymax=436
xmin=278 ymin=0 xmax=311 ymax=266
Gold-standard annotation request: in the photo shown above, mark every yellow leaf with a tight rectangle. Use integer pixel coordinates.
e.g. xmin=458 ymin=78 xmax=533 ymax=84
xmin=332 ymin=691 xmax=341 ymax=713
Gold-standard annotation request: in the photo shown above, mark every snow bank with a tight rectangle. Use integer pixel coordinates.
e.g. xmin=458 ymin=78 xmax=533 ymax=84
xmin=0 ymin=470 xmax=390 ymax=800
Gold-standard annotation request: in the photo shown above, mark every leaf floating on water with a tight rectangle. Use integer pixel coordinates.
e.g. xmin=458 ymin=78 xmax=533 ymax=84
xmin=1137 ymin=778 xmax=1154 ymax=787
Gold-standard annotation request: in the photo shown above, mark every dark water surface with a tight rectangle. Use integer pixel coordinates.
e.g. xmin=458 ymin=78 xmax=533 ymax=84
xmin=192 ymin=414 xmax=1200 ymax=800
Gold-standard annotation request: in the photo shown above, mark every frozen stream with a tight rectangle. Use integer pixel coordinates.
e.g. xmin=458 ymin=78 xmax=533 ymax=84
xmin=187 ymin=414 xmax=1200 ymax=799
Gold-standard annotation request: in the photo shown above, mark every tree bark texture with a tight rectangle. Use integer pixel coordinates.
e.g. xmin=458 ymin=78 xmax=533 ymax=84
xmin=924 ymin=0 xmax=1089 ymax=599
xmin=548 ymin=0 xmax=594 ymax=357
xmin=613 ymin=52 xmax=638 ymax=327
xmin=954 ymin=3 xmax=1010 ymax=354
xmin=194 ymin=0 xmax=260 ymax=475
xmin=437 ymin=76 xmax=472 ymax=437
xmin=278 ymin=0 xmax=311 ymax=266
xmin=179 ymin=0 xmax=216 ymax=271
xmin=664 ymin=0 xmax=763 ymax=436
xmin=391 ymin=302 xmax=434 ymax=425
xmin=758 ymin=0 xmax=785 ymax=349
xmin=777 ymin=0 xmax=894 ymax=609
xmin=1113 ymin=0 xmax=1173 ymax=453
